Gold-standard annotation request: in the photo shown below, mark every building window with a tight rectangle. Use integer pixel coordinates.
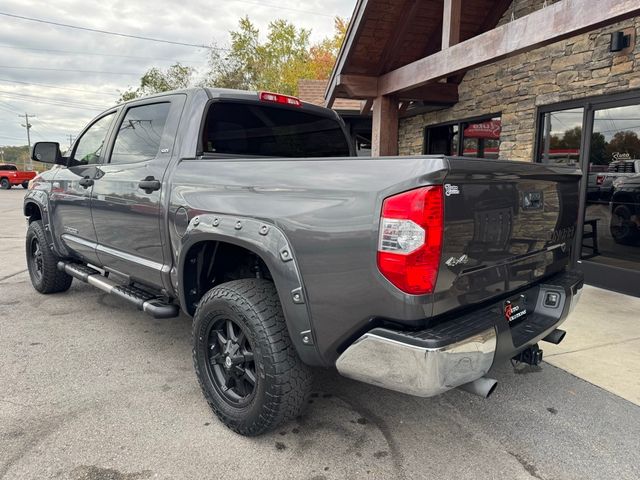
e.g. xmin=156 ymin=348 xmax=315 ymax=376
xmin=424 ymin=115 xmax=501 ymax=158
xmin=536 ymin=93 xmax=640 ymax=282
xmin=538 ymin=108 xmax=584 ymax=166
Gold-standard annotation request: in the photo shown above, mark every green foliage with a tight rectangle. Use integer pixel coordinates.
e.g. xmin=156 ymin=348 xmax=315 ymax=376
xmin=117 ymin=63 xmax=195 ymax=103
xmin=117 ymin=16 xmax=347 ymax=103
xmin=0 ymin=145 xmax=29 ymax=163
xmin=206 ymin=16 xmax=347 ymax=95
xmin=0 ymin=145 xmax=49 ymax=172
xmin=550 ymin=126 xmax=640 ymax=164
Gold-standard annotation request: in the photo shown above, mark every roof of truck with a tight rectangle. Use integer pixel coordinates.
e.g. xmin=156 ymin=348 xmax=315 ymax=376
xmin=114 ymin=87 xmax=338 ymax=118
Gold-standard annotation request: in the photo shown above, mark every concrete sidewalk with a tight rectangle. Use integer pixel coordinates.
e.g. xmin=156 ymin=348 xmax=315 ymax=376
xmin=545 ymin=285 xmax=640 ymax=405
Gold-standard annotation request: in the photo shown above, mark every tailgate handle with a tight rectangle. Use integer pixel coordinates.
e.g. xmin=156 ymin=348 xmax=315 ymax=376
xmin=139 ymin=176 xmax=161 ymax=194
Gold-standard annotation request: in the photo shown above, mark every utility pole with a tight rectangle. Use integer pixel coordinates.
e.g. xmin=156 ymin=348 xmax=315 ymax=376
xmin=0 ymin=149 xmax=4 ymax=162
xmin=67 ymin=134 xmax=75 ymax=149
xmin=20 ymin=113 xmax=36 ymax=170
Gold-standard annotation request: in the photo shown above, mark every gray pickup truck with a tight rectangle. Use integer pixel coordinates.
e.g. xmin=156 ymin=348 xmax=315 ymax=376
xmin=25 ymin=88 xmax=583 ymax=436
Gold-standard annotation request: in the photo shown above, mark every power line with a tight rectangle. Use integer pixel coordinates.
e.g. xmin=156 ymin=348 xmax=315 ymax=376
xmin=0 ymin=89 xmax=107 ymax=108
xmin=0 ymin=94 xmax=105 ymax=112
xmin=0 ymin=135 xmax=29 ymax=141
xmin=0 ymin=11 xmax=221 ymax=50
xmin=0 ymin=65 xmax=139 ymax=75
xmin=230 ymin=0 xmax=334 ymax=17
xmin=0 ymin=43 xmax=209 ymax=64
xmin=0 ymin=104 xmax=19 ymax=115
xmin=0 ymin=78 xmax=117 ymax=97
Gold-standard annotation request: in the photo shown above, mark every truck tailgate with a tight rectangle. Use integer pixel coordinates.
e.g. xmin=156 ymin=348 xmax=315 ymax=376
xmin=433 ymin=157 xmax=581 ymax=316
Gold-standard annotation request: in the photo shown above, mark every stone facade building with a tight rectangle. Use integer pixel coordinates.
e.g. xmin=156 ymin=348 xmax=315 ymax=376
xmin=398 ymin=0 xmax=640 ymax=159
xmin=326 ymin=0 xmax=640 ymax=295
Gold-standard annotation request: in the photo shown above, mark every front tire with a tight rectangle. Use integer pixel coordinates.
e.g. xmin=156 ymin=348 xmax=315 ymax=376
xmin=0 ymin=178 xmax=10 ymax=189
xmin=193 ymin=279 xmax=312 ymax=436
xmin=26 ymin=220 xmax=73 ymax=293
xmin=22 ymin=182 xmax=29 ymax=189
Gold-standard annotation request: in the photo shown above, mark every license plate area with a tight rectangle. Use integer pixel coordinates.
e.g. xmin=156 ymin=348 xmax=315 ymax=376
xmin=503 ymin=294 xmax=528 ymax=325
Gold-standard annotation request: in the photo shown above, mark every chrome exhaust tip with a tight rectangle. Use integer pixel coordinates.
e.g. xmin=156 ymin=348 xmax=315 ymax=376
xmin=458 ymin=377 xmax=498 ymax=398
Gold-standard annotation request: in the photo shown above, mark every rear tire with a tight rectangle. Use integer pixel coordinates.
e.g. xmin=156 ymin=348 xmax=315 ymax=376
xmin=193 ymin=279 xmax=312 ymax=436
xmin=0 ymin=178 xmax=10 ymax=189
xmin=610 ymin=204 xmax=640 ymax=245
xmin=26 ymin=220 xmax=73 ymax=293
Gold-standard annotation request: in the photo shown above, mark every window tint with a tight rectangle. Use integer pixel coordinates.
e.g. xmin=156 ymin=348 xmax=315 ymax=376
xmin=202 ymin=102 xmax=350 ymax=157
xmin=71 ymin=112 xmax=115 ymax=166
xmin=111 ymin=103 xmax=171 ymax=164
xmin=0 ymin=165 xmax=18 ymax=171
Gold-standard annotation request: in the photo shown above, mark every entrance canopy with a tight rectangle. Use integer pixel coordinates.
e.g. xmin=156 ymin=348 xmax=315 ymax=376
xmin=325 ymin=0 xmax=640 ymax=156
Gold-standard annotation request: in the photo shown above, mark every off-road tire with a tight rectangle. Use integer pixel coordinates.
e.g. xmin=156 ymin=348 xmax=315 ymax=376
xmin=610 ymin=204 xmax=640 ymax=245
xmin=0 ymin=178 xmax=10 ymax=189
xmin=193 ymin=279 xmax=312 ymax=436
xmin=26 ymin=220 xmax=73 ymax=293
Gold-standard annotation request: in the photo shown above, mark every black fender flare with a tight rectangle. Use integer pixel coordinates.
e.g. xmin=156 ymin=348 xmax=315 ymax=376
xmin=176 ymin=213 xmax=324 ymax=367
xmin=23 ymin=190 xmax=64 ymax=256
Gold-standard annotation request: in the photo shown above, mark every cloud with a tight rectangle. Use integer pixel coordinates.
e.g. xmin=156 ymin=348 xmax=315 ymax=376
xmin=0 ymin=0 xmax=354 ymax=147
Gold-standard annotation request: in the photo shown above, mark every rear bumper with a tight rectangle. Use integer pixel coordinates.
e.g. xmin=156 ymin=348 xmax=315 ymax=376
xmin=335 ymin=269 xmax=583 ymax=397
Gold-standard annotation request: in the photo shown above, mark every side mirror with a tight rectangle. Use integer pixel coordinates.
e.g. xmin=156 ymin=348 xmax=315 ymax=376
xmin=31 ymin=142 xmax=63 ymax=165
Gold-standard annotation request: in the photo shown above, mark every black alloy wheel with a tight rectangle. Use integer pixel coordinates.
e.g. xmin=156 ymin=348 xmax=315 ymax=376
xmin=29 ymin=236 xmax=44 ymax=282
xmin=205 ymin=316 xmax=257 ymax=406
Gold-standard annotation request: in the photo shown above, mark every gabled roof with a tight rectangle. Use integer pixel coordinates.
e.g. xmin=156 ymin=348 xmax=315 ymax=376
xmin=325 ymin=0 xmax=512 ymax=104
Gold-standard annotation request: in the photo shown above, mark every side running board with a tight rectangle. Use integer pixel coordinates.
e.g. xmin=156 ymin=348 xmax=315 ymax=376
xmin=58 ymin=261 xmax=179 ymax=319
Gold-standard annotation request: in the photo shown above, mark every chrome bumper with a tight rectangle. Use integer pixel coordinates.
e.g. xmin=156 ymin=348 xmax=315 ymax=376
xmin=335 ymin=327 xmax=497 ymax=397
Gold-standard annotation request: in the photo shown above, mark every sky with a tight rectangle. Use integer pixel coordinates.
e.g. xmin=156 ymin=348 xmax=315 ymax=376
xmin=0 ymin=0 xmax=355 ymax=148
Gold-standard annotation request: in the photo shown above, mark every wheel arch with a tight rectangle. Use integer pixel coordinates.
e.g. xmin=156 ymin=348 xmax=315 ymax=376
xmin=176 ymin=214 xmax=323 ymax=366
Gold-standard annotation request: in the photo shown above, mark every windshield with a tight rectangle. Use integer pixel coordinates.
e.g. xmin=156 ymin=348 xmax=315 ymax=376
xmin=202 ymin=102 xmax=351 ymax=158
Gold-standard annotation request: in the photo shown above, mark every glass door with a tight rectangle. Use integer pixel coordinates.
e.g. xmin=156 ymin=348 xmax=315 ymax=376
xmin=582 ymin=103 xmax=640 ymax=271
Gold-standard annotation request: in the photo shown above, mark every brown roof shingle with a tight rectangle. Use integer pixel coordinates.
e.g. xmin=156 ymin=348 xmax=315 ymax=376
xmin=298 ymin=79 xmax=362 ymax=111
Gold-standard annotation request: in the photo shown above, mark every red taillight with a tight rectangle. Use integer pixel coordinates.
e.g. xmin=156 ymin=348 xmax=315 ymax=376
xmin=377 ymin=186 xmax=444 ymax=295
xmin=259 ymin=91 xmax=302 ymax=107
xmin=596 ymin=175 xmax=605 ymax=185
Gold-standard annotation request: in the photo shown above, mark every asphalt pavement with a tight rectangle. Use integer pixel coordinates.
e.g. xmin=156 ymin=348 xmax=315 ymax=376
xmin=1 ymin=188 xmax=639 ymax=480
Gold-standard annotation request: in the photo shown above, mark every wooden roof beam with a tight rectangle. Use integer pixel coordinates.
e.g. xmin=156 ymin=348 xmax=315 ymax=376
xmin=335 ymin=74 xmax=378 ymax=99
xmin=360 ymin=98 xmax=373 ymax=115
xmin=442 ymin=0 xmax=462 ymax=49
xmin=378 ymin=0 xmax=640 ymax=96
xmin=397 ymin=82 xmax=458 ymax=103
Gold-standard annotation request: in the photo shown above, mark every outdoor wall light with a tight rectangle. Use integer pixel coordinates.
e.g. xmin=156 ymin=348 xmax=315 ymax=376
xmin=610 ymin=31 xmax=631 ymax=52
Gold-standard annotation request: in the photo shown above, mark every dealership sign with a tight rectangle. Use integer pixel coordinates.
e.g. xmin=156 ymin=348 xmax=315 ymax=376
xmin=464 ymin=120 xmax=502 ymax=139
xmin=612 ymin=152 xmax=631 ymax=161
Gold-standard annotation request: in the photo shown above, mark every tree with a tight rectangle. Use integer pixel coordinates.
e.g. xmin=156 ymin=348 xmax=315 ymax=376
xmin=117 ymin=63 xmax=195 ymax=102
xmin=307 ymin=17 xmax=348 ymax=80
xmin=605 ymin=130 xmax=640 ymax=161
xmin=206 ymin=16 xmax=348 ymax=95
xmin=118 ymin=16 xmax=348 ymax=103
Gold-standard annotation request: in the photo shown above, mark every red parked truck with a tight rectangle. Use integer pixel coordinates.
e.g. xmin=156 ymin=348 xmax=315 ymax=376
xmin=0 ymin=164 xmax=37 ymax=189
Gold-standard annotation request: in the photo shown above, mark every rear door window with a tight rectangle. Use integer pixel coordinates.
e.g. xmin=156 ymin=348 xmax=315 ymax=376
xmin=110 ymin=103 xmax=171 ymax=164
xmin=202 ymin=102 xmax=350 ymax=157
